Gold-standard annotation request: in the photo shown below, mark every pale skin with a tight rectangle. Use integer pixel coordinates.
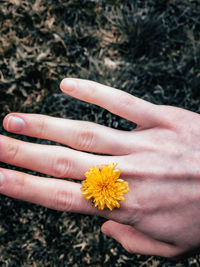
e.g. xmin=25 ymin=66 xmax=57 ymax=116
xmin=1 ymin=78 xmax=200 ymax=259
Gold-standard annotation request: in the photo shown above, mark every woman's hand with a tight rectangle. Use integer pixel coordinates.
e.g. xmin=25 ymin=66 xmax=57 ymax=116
xmin=1 ymin=78 xmax=200 ymax=258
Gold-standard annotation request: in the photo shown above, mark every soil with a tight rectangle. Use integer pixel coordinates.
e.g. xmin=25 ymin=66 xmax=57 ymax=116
xmin=0 ymin=0 xmax=200 ymax=266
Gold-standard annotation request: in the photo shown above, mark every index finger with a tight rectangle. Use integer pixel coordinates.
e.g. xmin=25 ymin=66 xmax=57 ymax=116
xmin=60 ymin=78 xmax=160 ymax=127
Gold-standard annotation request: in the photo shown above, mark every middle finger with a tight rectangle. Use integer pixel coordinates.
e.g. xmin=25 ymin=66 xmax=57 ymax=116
xmin=0 ymin=135 xmax=120 ymax=179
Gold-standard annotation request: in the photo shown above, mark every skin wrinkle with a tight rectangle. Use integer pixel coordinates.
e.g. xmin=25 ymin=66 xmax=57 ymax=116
xmin=2 ymin=79 xmax=200 ymax=258
xmin=76 ymin=128 xmax=95 ymax=151
xmin=52 ymin=189 xmax=74 ymax=211
xmin=51 ymin=157 xmax=73 ymax=178
xmin=5 ymin=139 xmax=20 ymax=163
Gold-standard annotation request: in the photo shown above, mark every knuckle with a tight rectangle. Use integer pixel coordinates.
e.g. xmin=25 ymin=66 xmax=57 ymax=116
xmin=51 ymin=157 xmax=73 ymax=178
xmin=15 ymin=174 xmax=26 ymax=187
xmin=109 ymin=91 xmax=135 ymax=115
xmin=14 ymin=174 xmax=26 ymax=198
xmin=117 ymin=91 xmax=134 ymax=109
xmin=52 ymin=189 xmax=73 ymax=211
xmin=76 ymin=127 xmax=95 ymax=151
xmin=6 ymin=141 xmax=19 ymax=162
xmin=121 ymin=240 xmax=134 ymax=254
xmin=36 ymin=117 xmax=47 ymax=138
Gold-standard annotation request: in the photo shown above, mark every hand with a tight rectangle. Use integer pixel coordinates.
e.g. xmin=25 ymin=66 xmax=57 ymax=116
xmin=1 ymin=78 xmax=200 ymax=259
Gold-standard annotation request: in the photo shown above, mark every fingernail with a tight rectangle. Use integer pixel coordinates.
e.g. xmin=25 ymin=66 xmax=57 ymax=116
xmin=0 ymin=172 xmax=5 ymax=186
xmin=7 ymin=116 xmax=25 ymax=132
xmin=60 ymin=78 xmax=76 ymax=92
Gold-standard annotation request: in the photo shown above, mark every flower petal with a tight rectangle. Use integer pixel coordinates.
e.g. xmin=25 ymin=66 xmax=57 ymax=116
xmin=81 ymin=163 xmax=129 ymax=210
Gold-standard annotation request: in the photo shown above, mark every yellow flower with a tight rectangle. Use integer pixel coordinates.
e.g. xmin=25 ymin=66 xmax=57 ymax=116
xmin=81 ymin=163 xmax=129 ymax=211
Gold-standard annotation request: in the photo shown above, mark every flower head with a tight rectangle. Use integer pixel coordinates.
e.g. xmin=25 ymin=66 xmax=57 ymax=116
xmin=81 ymin=163 xmax=129 ymax=210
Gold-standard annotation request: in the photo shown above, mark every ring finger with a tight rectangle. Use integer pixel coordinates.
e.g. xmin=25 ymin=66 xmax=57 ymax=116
xmin=0 ymin=168 xmax=100 ymax=214
xmin=0 ymin=168 xmax=130 ymax=221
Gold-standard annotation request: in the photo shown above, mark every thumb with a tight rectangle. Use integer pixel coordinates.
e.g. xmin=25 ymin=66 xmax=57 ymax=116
xmin=101 ymin=220 xmax=180 ymax=258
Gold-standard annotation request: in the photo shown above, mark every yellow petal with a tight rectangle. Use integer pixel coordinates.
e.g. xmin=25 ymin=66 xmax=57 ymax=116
xmin=81 ymin=163 xmax=129 ymax=210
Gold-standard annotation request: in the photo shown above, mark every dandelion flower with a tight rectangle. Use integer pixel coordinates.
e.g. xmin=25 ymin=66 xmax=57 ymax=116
xmin=81 ymin=163 xmax=129 ymax=210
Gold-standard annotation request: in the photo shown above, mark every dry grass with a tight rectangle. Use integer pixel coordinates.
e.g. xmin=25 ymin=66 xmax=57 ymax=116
xmin=0 ymin=0 xmax=200 ymax=266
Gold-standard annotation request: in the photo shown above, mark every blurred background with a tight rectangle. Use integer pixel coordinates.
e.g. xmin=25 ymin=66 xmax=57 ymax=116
xmin=0 ymin=0 xmax=200 ymax=266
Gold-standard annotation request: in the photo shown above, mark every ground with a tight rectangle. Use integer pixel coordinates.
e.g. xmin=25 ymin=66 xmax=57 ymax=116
xmin=0 ymin=0 xmax=200 ymax=266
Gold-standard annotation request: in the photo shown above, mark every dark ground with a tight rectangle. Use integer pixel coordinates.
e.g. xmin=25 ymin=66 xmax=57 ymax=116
xmin=0 ymin=0 xmax=200 ymax=266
